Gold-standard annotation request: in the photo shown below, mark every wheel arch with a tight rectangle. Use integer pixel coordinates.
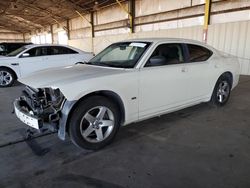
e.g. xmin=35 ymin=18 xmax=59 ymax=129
xmin=0 ymin=66 xmax=18 ymax=79
xmin=63 ymin=90 xmax=126 ymax=135
xmin=209 ymin=71 xmax=233 ymax=100
xmin=209 ymin=71 xmax=233 ymax=105
xmin=219 ymin=71 xmax=233 ymax=86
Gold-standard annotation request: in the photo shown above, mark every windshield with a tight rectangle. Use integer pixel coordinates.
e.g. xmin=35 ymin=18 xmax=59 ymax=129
xmin=7 ymin=46 xmax=27 ymax=57
xmin=88 ymin=42 xmax=151 ymax=68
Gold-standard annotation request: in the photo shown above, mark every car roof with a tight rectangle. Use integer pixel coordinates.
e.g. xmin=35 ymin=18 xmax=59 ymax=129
xmin=23 ymin=44 xmax=85 ymax=53
xmin=25 ymin=44 xmax=71 ymax=48
xmin=124 ymin=37 xmax=206 ymax=44
xmin=122 ymin=37 xmax=216 ymax=51
xmin=0 ymin=42 xmax=32 ymax=45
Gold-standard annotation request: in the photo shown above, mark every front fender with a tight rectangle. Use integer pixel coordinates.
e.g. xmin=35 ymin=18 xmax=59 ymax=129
xmin=58 ymin=99 xmax=76 ymax=140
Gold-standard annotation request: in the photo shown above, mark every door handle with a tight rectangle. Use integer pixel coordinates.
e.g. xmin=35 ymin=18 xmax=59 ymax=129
xmin=11 ymin=63 xmax=19 ymax=66
xmin=181 ymin=67 xmax=187 ymax=73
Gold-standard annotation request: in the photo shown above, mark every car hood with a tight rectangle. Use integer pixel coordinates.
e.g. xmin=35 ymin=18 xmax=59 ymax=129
xmin=19 ymin=64 xmax=127 ymax=88
xmin=0 ymin=56 xmax=16 ymax=60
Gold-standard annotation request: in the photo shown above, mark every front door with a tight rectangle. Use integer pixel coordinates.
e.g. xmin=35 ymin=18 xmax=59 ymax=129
xmin=19 ymin=46 xmax=50 ymax=77
xmin=139 ymin=43 xmax=190 ymax=119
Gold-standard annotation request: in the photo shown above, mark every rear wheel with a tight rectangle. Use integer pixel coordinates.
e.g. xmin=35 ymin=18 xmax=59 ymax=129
xmin=210 ymin=75 xmax=232 ymax=106
xmin=0 ymin=68 xmax=15 ymax=87
xmin=69 ymin=96 xmax=120 ymax=150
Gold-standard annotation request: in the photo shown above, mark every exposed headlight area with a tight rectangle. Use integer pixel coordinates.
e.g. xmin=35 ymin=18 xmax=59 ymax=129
xmin=17 ymin=86 xmax=65 ymax=130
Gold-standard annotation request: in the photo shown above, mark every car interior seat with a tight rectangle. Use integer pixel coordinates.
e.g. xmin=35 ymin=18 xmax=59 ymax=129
xmin=165 ymin=47 xmax=180 ymax=64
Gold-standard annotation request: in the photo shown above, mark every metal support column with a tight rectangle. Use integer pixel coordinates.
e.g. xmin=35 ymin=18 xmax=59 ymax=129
xmin=116 ymin=0 xmax=133 ymax=33
xmin=23 ymin=33 xmax=26 ymax=42
xmin=90 ymin=12 xmax=95 ymax=53
xmin=75 ymin=10 xmax=94 ymax=52
xmin=50 ymin=25 xmax=54 ymax=44
xmin=66 ymin=19 xmax=70 ymax=40
xmin=129 ymin=0 xmax=135 ymax=33
xmin=90 ymin=12 xmax=95 ymax=38
xmin=203 ymin=0 xmax=211 ymax=42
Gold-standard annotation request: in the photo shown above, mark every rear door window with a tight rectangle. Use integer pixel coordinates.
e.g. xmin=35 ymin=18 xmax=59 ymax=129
xmin=50 ymin=46 xmax=78 ymax=55
xmin=187 ymin=44 xmax=212 ymax=62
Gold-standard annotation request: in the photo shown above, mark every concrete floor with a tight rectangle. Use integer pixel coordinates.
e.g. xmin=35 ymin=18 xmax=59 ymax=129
xmin=0 ymin=77 xmax=250 ymax=188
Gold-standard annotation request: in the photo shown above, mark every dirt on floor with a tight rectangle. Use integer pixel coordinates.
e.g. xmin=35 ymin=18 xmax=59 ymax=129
xmin=0 ymin=77 xmax=250 ymax=188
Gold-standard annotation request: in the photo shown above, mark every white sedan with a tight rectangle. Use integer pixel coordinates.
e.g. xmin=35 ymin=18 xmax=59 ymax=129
xmin=14 ymin=38 xmax=240 ymax=150
xmin=0 ymin=44 xmax=93 ymax=87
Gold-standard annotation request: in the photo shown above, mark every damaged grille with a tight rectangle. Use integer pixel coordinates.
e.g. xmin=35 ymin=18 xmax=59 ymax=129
xmin=20 ymin=86 xmax=65 ymax=123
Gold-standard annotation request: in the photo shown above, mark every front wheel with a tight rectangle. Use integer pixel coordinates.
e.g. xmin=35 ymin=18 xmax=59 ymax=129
xmin=0 ymin=68 xmax=15 ymax=87
xmin=69 ymin=96 xmax=120 ymax=150
xmin=210 ymin=75 xmax=232 ymax=106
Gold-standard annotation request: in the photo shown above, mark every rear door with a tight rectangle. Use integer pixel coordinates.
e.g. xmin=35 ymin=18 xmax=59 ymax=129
xmin=48 ymin=46 xmax=79 ymax=66
xmin=181 ymin=43 xmax=215 ymax=100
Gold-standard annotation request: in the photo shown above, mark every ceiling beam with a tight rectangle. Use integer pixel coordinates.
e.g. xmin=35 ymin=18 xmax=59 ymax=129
xmin=1 ymin=15 xmax=42 ymax=31
xmin=64 ymin=0 xmax=91 ymax=13
xmin=4 ymin=13 xmax=45 ymax=18
xmin=5 ymin=15 xmax=44 ymax=29
xmin=0 ymin=24 xmax=25 ymax=33
xmin=0 ymin=1 xmax=47 ymax=32
xmin=0 ymin=13 xmax=38 ymax=32
xmin=20 ymin=0 xmax=69 ymax=22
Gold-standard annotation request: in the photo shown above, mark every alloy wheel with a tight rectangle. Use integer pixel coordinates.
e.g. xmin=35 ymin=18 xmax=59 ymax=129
xmin=0 ymin=71 xmax=13 ymax=86
xmin=80 ymin=106 xmax=115 ymax=143
xmin=217 ymin=81 xmax=230 ymax=103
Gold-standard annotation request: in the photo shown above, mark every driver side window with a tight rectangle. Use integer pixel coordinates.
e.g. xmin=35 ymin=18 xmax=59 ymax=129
xmin=145 ymin=43 xmax=184 ymax=67
xmin=21 ymin=47 xmax=49 ymax=58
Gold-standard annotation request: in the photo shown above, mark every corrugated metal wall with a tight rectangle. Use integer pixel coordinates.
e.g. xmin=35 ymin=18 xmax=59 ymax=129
xmin=69 ymin=20 xmax=250 ymax=75
xmin=50 ymin=0 xmax=250 ymax=75
xmin=91 ymin=25 xmax=204 ymax=53
xmin=207 ymin=20 xmax=250 ymax=75
xmin=0 ymin=29 xmax=23 ymax=42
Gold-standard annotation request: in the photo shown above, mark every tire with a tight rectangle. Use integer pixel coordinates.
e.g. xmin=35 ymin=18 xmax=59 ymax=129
xmin=69 ymin=96 xmax=121 ymax=150
xmin=0 ymin=67 xmax=15 ymax=87
xmin=210 ymin=75 xmax=232 ymax=106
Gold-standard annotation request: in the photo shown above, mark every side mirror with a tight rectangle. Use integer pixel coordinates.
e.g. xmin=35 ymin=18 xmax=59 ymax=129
xmin=148 ymin=56 xmax=166 ymax=66
xmin=75 ymin=61 xmax=86 ymax=65
xmin=21 ymin=53 xmax=30 ymax=58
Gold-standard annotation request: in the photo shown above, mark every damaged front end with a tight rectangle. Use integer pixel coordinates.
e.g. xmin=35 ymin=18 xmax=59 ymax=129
xmin=14 ymin=86 xmax=65 ymax=132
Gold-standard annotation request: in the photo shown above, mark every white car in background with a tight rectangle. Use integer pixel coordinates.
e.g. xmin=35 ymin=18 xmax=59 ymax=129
xmin=14 ymin=38 xmax=240 ymax=150
xmin=0 ymin=44 xmax=93 ymax=87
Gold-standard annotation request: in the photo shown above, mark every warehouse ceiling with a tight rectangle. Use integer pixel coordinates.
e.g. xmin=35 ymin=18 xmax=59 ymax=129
xmin=0 ymin=0 xmax=126 ymax=33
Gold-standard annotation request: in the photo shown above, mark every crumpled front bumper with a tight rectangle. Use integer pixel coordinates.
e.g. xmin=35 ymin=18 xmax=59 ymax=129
xmin=14 ymin=98 xmax=59 ymax=133
xmin=14 ymin=99 xmax=42 ymax=130
xmin=14 ymin=97 xmax=76 ymax=140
